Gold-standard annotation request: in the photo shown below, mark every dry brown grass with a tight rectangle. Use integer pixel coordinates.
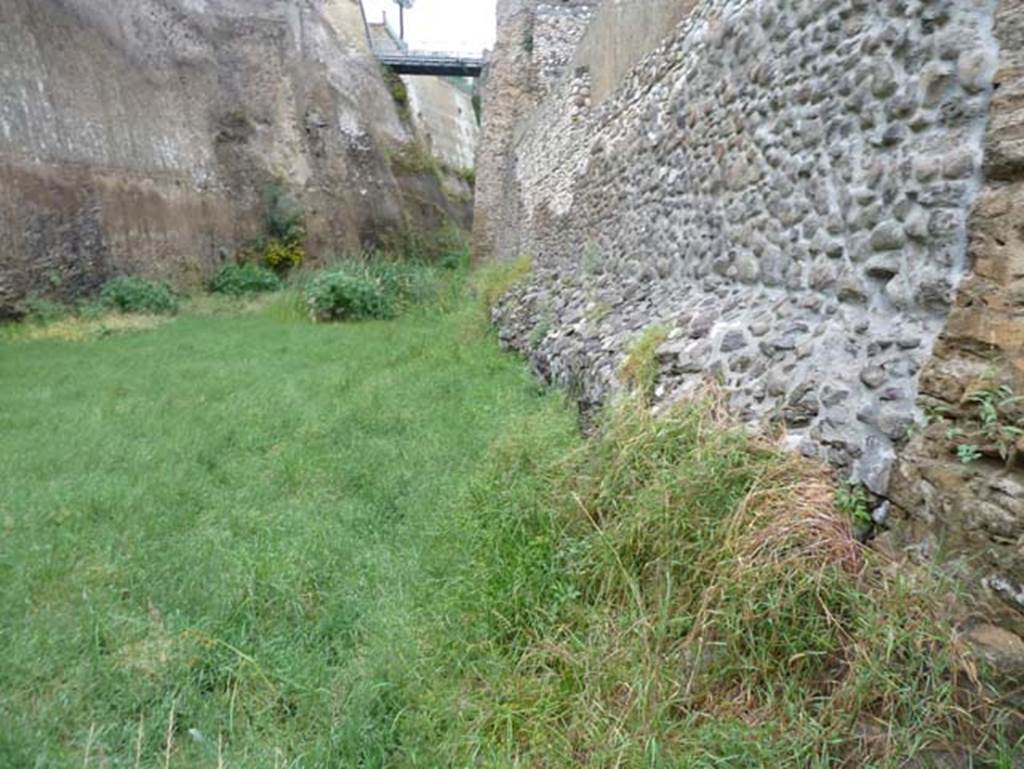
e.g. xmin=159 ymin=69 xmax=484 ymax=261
xmin=13 ymin=313 xmax=168 ymax=342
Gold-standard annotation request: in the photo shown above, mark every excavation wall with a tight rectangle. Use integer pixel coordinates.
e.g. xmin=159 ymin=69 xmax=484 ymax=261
xmin=404 ymin=77 xmax=480 ymax=172
xmin=0 ymin=0 xmax=467 ymax=316
xmin=476 ymin=0 xmax=1024 ymax=646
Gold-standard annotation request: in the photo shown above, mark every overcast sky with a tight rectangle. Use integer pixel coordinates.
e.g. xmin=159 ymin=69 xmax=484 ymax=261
xmin=361 ymin=0 xmax=496 ymax=54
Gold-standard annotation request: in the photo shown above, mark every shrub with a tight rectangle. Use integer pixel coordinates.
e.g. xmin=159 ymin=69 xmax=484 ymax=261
xmin=378 ymin=224 xmax=470 ymax=266
xmin=100 ymin=276 xmax=178 ymax=315
xmin=19 ymin=295 xmax=70 ymax=324
xmin=264 ymin=182 xmax=304 ymax=244
xmin=303 ymin=255 xmax=459 ymax=323
xmin=387 ymin=142 xmax=438 ymax=175
xmin=248 ymin=181 xmax=306 ymax=274
xmin=264 ymin=237 xmax=305 ymax=273
xmin=305 ymin=269 xmax=394 ymax=323
xmin=210 ymin=263 xmax=282 ymax=297
xmin=382 ymin=67 xmax=409 ymax=112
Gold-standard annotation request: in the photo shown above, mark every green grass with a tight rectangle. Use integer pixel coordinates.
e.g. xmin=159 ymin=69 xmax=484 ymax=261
xmin=1 ymin=292 xmax=1020 ymax=768
xmin=410 ymin=393 xmax=1022 ymax=767
xmin=0 ymin=299 xmax=554 ymax=767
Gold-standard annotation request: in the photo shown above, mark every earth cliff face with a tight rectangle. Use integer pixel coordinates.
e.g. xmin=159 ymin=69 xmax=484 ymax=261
xmin=475 ymin=0 xmax=1024 ymax=653
xmin=0 ymin=0 xmax=467 ymax=316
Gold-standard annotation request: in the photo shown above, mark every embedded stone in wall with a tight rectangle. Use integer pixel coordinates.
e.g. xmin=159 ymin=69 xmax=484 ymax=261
xmin=483 ymin=0 xmax=1001 ymax=499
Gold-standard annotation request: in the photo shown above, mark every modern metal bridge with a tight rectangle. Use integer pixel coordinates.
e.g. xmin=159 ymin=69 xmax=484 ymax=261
xmin=375 ymin=50 xmax=485 ymax=77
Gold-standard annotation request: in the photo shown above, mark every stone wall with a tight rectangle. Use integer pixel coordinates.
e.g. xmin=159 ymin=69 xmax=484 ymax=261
xmin=0 ymin=0 xmax=466 ymax=316
xmin=573 ymin=0 xmax=699 ymax=104
xmin=476 ymin=0 xmax=1023 ymax=645
xmin=472 ymin=0 xmax=597 ymax=262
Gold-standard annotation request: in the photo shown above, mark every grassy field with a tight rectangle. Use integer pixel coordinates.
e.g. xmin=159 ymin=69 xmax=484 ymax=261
xmin=0 ymin=296 xmax=555 ymax=767
xmin=1 ymin=289 xmax=1020 ymax=768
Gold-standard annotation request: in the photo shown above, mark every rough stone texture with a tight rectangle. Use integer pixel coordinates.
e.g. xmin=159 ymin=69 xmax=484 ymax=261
xmin=886 ymin=0 xmax=1024 ymax=642
xmin=472 ymin=0 xmax=597 ymax=263
xmin=573 ymin=0 xmax=699 ymax=104
xmin=482 ymin=0 xmax=1000 ymax=492
xmin=0 ymin=0 xmax=467 ymax=316
xmin=477 ymin=0 xmax=1023 ymax=651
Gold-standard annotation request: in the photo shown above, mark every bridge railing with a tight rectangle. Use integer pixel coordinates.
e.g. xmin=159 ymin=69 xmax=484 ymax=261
xmin=375 ymin=50 xmax=485 ymax=64
xmin=375 ymin=49 xmax=486 ymax=76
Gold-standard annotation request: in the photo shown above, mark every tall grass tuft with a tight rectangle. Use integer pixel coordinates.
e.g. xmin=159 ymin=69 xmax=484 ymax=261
xmin=416 ymin=388 xmax=1020 ymax=767
xmin=472 ymin=253 xmax=532 ymax=321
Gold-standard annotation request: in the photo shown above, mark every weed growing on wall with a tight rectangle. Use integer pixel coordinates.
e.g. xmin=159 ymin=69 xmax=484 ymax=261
xmin=917 ymin=380 xmax=1024 ymax=468
xmin=618 ymin=323 xmax=669 ymax=399
xmin=378 ymin=222 xmax=469 ymax=267
xmin=387 ymin=141 xmax=439 ymax=176
xmin=382 ymin=66 xmax=411 ymax=123
xmin=527 ymin=317 xmax=551 ymax=350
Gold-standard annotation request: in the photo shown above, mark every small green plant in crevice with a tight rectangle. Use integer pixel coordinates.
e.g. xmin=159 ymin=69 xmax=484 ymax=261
xmin=836 ymin=481 xmax=873 ymax=532
xmin=453 ymin=166 xmax=475 ymax=187
xmin=522 ymin=25 xmax=534 ymax=54
xmin=100 ymin=276 xmax=178 ymax=315
xmin=584 ymin=297 xmax=612 ymax=323
xmin=473 ymin=253 xmax=532 ymax=321
xmin=387 ymin=141 xmax=439 ymax=176
xmin=382 ymin=66 xmax=411 ymax=122
xmin=965 ymin=384 xmax=1024 ymax=464
xmin=618 ymin=323 xmax=668 ymax=400
xmin=527 ymin=317 xmax=551 ymax=350
xmin=581 ymin=240 xmax=605 ymax=276
xmin=928 ymin=383 xmax=1024 ymax=466
xmin=209 ymin=263 xmax=282 ymax=297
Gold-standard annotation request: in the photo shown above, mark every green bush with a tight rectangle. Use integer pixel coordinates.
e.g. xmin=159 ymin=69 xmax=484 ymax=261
xmin=99 ymin=276 xmax=178 ymax=315
xmin=264 ymin=182 xmax=304 ymax=244
xmin=374 ymin=224 xmax=470 ymax=267
xmin=19 ymin=295 xmax=70 ymax=324
xmin=305 ymin=269 xmax=394 ymax=323
xmin=246 ymin=181 xmax=306 ymax=274
xmin=209 ymin=263 xmax=282 ymax=297
xmin=304 ymin=254 xmax=460 ymax=323
xmin=264 ymin=238 xmax=305 ymax=272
